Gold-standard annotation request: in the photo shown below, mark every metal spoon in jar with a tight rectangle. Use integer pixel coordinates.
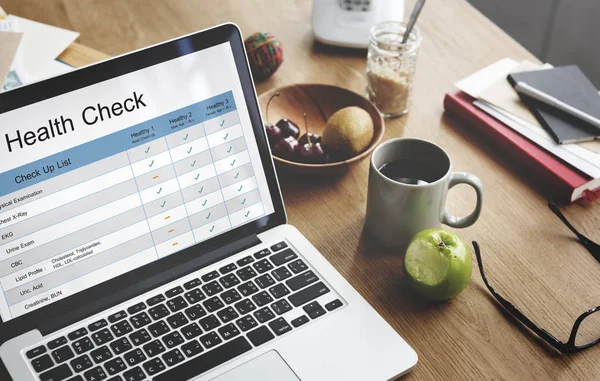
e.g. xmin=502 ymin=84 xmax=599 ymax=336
xmin=401 ymin=0 xmax=426 ymax=44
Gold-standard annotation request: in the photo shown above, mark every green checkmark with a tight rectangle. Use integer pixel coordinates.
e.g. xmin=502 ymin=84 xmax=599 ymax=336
xmin=241 ymin=198 xmax=247 ymax=205
xmin=245 ymin=211 xmax=250 ymax=217
xmin=230 ymin=159 xmax=236 ymax=166
xmin=205 ymin=212 xmax=211 ymax=219
xmin=194 ymin=174 xmax=200 ymax=180
xmin=227 ymin=146 xmax=232 ymax=153
xmin=202 ymin=199 xmax=207 ymax=206
xmin=191 ymin=160 xmax=197 ymax=167
xmin=238 ymin=185 xmax=243 ymax=192
xmin=187 ymin=147 xmax=193 ymax=154
xmin=145 ymin=147 xmax=150 ymax=153
xmin=149 ymin=160 xmax=155 ymax=167
xmin=220 ymin=120 xmax=225 ymax=126
xmin=210 ymin=225 xmax=215 ymax=232
xmin=223 ymin=133 xmax=229 ymax=140
xmin=234 ymin=172 xmax=240 ymax=179
xmin=198 ymin=186 xmax=204 ymax=193
xmin=183 ymin=133 xmax=189 ymax=140
xmin=161 ymin=201 xmax=166 ymax=208
xmin=156 ymin=187 xmax=163 ymax=194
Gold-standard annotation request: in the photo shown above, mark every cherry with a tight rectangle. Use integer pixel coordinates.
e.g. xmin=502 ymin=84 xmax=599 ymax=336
xmin=276 ymin=118 xmax=300 ymax=139
xmin=273 ymin=136 xmax=299 ymax=161
xmin=298 ymin=113 xmax=326 ymax=164
xmin=264 ymin=92 xmax=283 ymax=145
xmin=298 ymin=132 xmax=322 ymax=146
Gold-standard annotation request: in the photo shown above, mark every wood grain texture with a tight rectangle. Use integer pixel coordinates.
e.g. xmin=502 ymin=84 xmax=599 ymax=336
xmin=3 ymin=0 xmax=599 ymax=379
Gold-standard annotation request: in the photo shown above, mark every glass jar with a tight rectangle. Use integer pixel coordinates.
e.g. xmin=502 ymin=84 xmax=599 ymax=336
xmin=366 ymin=21 xmax=422 ymax=118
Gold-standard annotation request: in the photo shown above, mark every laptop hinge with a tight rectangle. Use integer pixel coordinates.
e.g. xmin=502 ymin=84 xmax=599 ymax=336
xmin=40 ymin=234 xmax=262 ymax=336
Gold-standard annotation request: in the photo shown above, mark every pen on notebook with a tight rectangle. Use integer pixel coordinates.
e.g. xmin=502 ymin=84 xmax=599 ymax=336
xmin=514 ymin=81 xmax=600 ymax=132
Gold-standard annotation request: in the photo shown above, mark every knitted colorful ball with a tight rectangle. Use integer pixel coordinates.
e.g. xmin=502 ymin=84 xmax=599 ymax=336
xmin=244 ymin=32 xmax=283 ymax=80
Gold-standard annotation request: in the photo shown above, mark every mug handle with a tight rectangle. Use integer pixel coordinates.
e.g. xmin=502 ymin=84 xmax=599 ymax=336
xmin=442 ymin=172 xmax=483 ymax=228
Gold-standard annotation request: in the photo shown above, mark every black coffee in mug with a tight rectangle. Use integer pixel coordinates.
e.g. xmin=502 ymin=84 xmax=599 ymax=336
xmin=378 ymin=158 xmax=445 ymax=185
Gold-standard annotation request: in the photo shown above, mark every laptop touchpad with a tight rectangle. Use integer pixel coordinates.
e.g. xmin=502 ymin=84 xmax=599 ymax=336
xmin=209 ymin=350 xmax=300 ymax=381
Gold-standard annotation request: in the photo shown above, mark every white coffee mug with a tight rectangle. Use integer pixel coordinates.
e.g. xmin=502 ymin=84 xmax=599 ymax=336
xmin=365 ymin=138 xmax=483 ymax=250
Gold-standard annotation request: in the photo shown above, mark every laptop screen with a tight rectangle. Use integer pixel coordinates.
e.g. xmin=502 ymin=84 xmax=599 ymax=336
xmin=0 ymin=41 xmax=275 ymax=322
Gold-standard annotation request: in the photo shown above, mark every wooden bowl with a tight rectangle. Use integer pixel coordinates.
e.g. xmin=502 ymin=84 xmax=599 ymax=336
xmin=258 ymin=84 xmax=385 ymax=175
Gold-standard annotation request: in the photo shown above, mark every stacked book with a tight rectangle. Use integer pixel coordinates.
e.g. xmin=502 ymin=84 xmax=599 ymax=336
xmin=444 ymin=58 xmax=600 ymax=204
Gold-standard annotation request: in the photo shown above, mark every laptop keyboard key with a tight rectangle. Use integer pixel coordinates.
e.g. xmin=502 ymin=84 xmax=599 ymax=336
xmin=270 ymin=242 xmax=288 ymax=252
xmin=148 ymin=321 xmax=170 ymax=338
xmin=236 ymin=255 xmax=254 ymax=266
xmin=270 ymin=248 xmax=296 ymax=266
xmin=201 ymin=271 xmax=219 ymax=282
xmin=165 ymin=286 xmax=184 ymax=298
xmin=288 ymin=259 xmax=307 ymax=274
xmin=238 ymin=281 xmax=259 ymax=297
xmin=272 ymin=266 xmax=292 ymax=281
xmin=91 ymin=329 xmax=114 ymax=346
xmin=181 ymin=340 xmax=204 ymax=358
xmin=26 ymin=345 xmax=47 ymax=359
xmin=183 ymin=278 xmax=202 ymax=290
xmin=122 ymin=367 xmax=145 ymax=381
xmin=253 ymin=248 xmax=270 ymax=259
xmin=154 ymin=337 xmax=251 ymax=381
xmin=325 ymin=299 xmax=343 ymax=311
xmin=255 ymin=274 xmax=275 ymax=289
xmin=88 ymin=319 xmax=108 ymax=332
xmin=148 ymin=304 xmax=169 ymax=320
xmin=143 ymin=357 xmax=166 ymax=376
xmin=199 ymin=314 xmax=221 ymax=331
xmin=143 ymin=340 xmax=166 ymax=358
xmin=52 ymin=346 xmax=75 ymax=363
xmin=68 ymin=328 xmax=88 ymax=341
xmin=184 ymin=304 xmax=207 ymax=320
xmin=48 ymin=336 xmax=68 ymax=349
xmin=253 ymin=259 xmax=273 ymax=273
xmin=253 ymin=307 xmax=275 ymax=323
xmin=203 ymin=296 xmax=224 ymax=312
xmin=202 ymin=281 xmax=223 ymax=296
xmin=162 ymin=348 xmax=185 ymax=367
xmin=184 ymin=288 xmax=205 ymax=304
xmin=129 ymin=329 xmax=151 ymax=346
xmin=111 ymin=320 xmax=133 ymax=337
xmin=130 ymin=311 xmax=152 ymax=329
xmin=304 ymin=301 xmax=326 ymax=319
xmin=70 ymin=354 xmax=93 ymax=373
xmin=234 ymin=299 xmax=256 ymax=315
xmin=72 ymin=337 xmax=94 ymax=355
xmin=108 ymin=311 xmax=127 ymax=324
xmin=166 ymin=296 xmax=188 ymax=313
xmin=271 ymin=299 xmax=292 ymax=315
xmin=181 ymin=322 xmax=203 ymax=340
xmin=31 ymin=354 xmax=54 ymax=372
xmin=291 ymin=315 xmax=309 ymax=327
xmin=217 ymin=306 xmax=239 ymax=323
xmin=109 ymin=338 xmax=132 ymax=355
xmin=199 ymin=331 xmax=222 ymax=349
xmin=40 ymin=364 xmax=72 ymax=381
xmin=288 ymin=282 xmax=330 ymax=307
xmin=219 ymin=263 xmax=237 ymax=274
xmin=221 ymin=289 xmax=242 ymax=304
xmin=146 ymin=294 xmax=165 ymax=306
xmin=90 ymin=346 xmax=112 ymax=364
xmin=268 ymin=318 xmax=292 ymax=336
xmin=246 ymin=325 xmax=275 ymax=347
xmin=251 ymin=291 xmax=273 ymax=307
xmin=218 ymin=323 xmax=240 ymax=340
xmin=166 ymin=312 xmax=188 ymax=329
xmin=286 ymin=270 xmax=318 ymax=291
xmin=236 ymin=266 xmax=257 ymax=281
xmin=68 ymin=376 xmax=84 ymax=381
xmin=219 ymin=273 xmax=240 ymax=289
xmin=268 ymin=283 xmax=290 ymax=299
xmin=162 ymin=331 xmax=184 ymax=348
xmin=104 ymin=357 xmax=127 ymax=375
xmin=123 ymin=348 xmax=146 ymax=366
xmin=235 ymin=315 xmax=258 ymax=332
xmin=127 ymin=302 xmax=146 ymax=315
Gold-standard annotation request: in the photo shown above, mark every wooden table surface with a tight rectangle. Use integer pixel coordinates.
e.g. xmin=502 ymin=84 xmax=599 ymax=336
xmin=4 ymin=0 xmax=600 ymax=380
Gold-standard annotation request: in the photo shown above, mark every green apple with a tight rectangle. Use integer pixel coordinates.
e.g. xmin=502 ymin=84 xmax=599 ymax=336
xmin=404 ymin=228 xmax=472 ymax=300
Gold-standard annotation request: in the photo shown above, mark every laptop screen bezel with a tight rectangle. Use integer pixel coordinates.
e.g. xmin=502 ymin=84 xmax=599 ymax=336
xmin=0 ymin=23 xmax=286 ymax=343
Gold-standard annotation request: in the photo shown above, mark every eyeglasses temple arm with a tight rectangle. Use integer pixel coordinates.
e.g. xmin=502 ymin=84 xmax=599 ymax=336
xmin=548 ymin=203 xmax=600 ymax=263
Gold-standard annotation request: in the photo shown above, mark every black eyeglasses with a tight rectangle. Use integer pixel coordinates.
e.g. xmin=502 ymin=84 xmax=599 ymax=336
xmin=472 ymin=203 xmax=600 ymax=354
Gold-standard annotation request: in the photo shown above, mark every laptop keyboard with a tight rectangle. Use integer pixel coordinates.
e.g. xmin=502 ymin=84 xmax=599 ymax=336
xmin=24 ymin=241 xmax=344 ymax=381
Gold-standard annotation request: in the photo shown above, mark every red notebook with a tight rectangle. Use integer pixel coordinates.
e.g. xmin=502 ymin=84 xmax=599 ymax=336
xmin=443 ymin=91 xmax=600 ymax=204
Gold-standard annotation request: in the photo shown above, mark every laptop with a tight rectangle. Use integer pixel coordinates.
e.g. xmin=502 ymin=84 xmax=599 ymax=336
xmin=0 ymin=24 xmax=417 ymax=381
